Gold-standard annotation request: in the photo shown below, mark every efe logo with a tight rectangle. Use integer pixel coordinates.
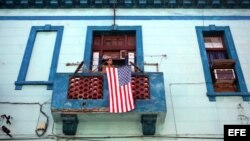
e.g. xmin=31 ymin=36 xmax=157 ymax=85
xmin=224 ymin=125 xmax=249 ymax=141
xmin=228 ymin=129 xmax=246 ymax=136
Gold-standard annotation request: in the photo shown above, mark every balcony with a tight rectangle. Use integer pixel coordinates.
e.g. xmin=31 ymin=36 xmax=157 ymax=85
xmin=51 ymin=72 xmax=167 ymax=135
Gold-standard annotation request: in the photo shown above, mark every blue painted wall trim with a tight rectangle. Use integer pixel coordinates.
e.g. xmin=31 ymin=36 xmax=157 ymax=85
xmin=196 ymin=25 xmax=250 ymax=101
xmin=84 ymin=26 xmax=144 ymax=71
xmin=15 ymin=25 xmax=64 ymax=90
xmin=1 ymin=0 xmax=249 ymax=9
xmin=1 ymin=16 xmax=250 ymax=21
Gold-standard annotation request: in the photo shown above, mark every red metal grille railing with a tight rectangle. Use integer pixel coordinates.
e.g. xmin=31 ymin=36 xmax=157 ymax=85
xmin=68 ymin=76 xmax=103 ymax=99
xmin=67 ymin=75 xmax=150 ymax=100
xmin=131 ymin=76 xmax=150 ymax=99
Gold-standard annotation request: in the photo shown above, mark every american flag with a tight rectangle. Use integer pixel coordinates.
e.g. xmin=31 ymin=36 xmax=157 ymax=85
xmin=106 ymin=65 xmax=135 ymax=113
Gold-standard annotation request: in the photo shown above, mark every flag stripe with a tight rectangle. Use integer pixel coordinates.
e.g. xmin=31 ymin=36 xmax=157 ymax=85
xmin=120 ymin=86 xmax=126 ymax=112
xmin=106 ymin=67 xmax=113 ymax=112
xmin=109 ymin=68 xmax=117 ymax=112
xmin=126 ymin=86 xmax=132 ymax=110
xmin=124 ymin=85 xmax=130 ymax=111
xmin=113 ymin=68 xmax=122 ymax=113
xmin=112 ymin=68 xmax=119 ymax=113
xmin=111 ymin=68 xmax=118 ymax=113
xmin=128 ymin=83 xmax=135 ymax=109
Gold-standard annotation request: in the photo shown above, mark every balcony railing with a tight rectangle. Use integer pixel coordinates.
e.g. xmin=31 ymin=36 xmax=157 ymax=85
xmin=67 ymin=75 xmax=150 ymax=99
xmin=51 ymin=72 xmax=166 ymax=135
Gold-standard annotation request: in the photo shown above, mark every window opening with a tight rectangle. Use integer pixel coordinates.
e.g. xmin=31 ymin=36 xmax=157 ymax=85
xmin=26 ymin=32 xmax=56 ymax=81
xmin=203 ymin=32 xmax=237 ymax=92
xmin=91 ymin=31 xmax=136 ymax=72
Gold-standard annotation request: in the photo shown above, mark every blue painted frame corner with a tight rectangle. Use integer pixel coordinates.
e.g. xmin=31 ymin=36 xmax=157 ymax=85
xmin=196 ymin=25 xmax=250 ymax=101
xmin=84 ymin=25 xmax=144 ymax=71
xmin=15 ymin=25 xmax=64 ymax=90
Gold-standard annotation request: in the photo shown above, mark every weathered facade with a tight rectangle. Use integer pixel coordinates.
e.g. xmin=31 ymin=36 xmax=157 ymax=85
xmin=0 ymin=0 xmax=250 ymax=141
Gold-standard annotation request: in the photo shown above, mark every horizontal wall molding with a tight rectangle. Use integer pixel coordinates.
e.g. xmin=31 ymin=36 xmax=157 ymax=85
xmin=1 ymin=0 xmax=250 ymax=9
xmin=1 ymin=16 xmax=250 ymax=20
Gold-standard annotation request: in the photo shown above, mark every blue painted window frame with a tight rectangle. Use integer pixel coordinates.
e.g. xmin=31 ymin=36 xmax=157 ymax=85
xmin=15 ymin=25 xmax=64 ymax=90
xmin=196 ymin=25 xmax=250 ymax=101
xmin=84 ymin=26 xmax=144 ymax=71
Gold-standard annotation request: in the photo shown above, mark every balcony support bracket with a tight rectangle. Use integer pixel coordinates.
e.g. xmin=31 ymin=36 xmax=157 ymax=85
xmin=141 ymin=114 xmax=157 ymax=135
xmin=62 ymin=114 xmax=78 ymax=135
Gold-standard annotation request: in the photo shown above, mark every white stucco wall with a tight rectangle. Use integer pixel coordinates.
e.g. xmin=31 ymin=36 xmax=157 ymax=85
xmin=0 ymin=9 xmax=250 ymax=141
